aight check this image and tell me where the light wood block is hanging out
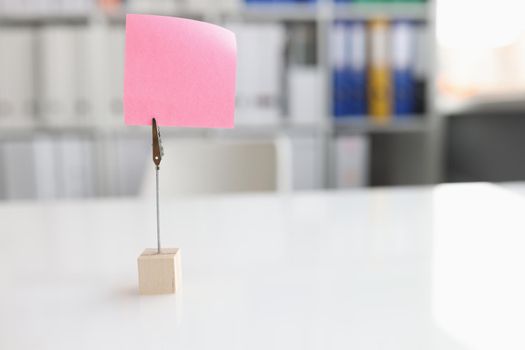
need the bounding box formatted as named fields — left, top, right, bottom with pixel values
left=137, top=248, right=182, bottom=295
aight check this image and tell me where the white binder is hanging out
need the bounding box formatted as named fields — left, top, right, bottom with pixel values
left=291, top=136, right=324, bottom=190
left=56, top=136, right=95, bottom=198
left=3, top=140, right=37, bottom=199
left=40, top=26, right=77, bottom=126
left=226, top=23, right=285, bottom=125
left=334, top=135, right=369, bottom=188
left=0, top=28, right=36, bottom=127
left=33, top=136, right=58, bottom=199
left=288, top=66, right=324, bottom=125
left=108, top=26, right=126, bottom=125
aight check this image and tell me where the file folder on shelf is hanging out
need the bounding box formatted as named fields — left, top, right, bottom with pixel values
left=2, top=140, right=36, bottom=200
left=0, top=28, right=36, bottom=128
left=40, top=26, right=77, bottom=126
left=391, top=20, right=416, bottom=116
left=345, top=21, right=367, bottom=116
left=56, top=137, right=95, bottom=198
left=227, top=22, right=285, bottom=125
left=288, top=66, right=324, bottom=125
left=332, top=21, right=368, bottom=118
left=108, top=27, right=126, bottom=124
left=414, top=24, right=428, bottom=114
left=33, top=136, right=58, bottom=199
left=368, top=19, right=391, bottom=122
left=332, top=21, right=346, bottom=117
left=334, top=135, right=369, bottom=188
left=74, top=27, right=93, bottom=124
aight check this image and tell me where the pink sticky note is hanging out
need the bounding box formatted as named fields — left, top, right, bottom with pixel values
left=124, top=14, right=236, bottom=128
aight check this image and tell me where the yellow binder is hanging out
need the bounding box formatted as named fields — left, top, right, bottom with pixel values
left=368, top=19, right=391, bottom=122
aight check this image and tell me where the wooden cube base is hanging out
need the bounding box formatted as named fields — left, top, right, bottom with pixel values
left=138, top=248, right=181, bottom=295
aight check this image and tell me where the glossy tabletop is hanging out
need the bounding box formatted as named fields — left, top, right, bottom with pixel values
left=1, top=183, right=525, bottom=349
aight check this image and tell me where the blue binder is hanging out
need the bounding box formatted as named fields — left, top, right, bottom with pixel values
left=333, top=21, right=367, bottom=118
left=332, top=21, right=346, bottom=117
left=393, top=69, right=415, bottom=115
left=343, top=21, right=367, bottom=117
left=333, top=68, right=345, bottom=117
left=391, top=21, right=416, bottom=116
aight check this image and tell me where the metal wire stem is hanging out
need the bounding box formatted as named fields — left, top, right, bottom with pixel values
left=156, top=166, right=161, bottom=254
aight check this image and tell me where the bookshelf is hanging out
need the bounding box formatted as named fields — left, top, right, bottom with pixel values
left=0, top=0, right=437, bottom=199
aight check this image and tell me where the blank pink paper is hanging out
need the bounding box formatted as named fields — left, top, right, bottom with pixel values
left=124, top=14, right=236, bottom=128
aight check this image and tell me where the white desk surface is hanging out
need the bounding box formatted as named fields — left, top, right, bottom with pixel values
left=1, top=183, right=525, bottom=350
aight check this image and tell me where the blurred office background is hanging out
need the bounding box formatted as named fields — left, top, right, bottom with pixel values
left=0, top=0, right=524, bottom=200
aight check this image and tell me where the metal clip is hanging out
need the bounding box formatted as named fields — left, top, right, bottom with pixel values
left=152, top=118, right=163, bottom=169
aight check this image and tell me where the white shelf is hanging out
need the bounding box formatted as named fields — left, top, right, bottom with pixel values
left=0, top=11, right=202, bottom=26
left=0, top=120, right=328, bottom=139
left=0, top=117, right=428, bottom=137
left=0, top=3, right=429, bottom=25
left=0, top=14, right=90, bottom=25
left=240, top=3, right=319, bottom=21
left=333, top=117, right=428, bottom=134
left=0, top=5, right=319, bottom=26
left=333, top=3, right=428, bottom=21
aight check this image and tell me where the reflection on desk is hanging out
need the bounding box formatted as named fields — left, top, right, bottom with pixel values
left=0, top=183, right=524, bottom=350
